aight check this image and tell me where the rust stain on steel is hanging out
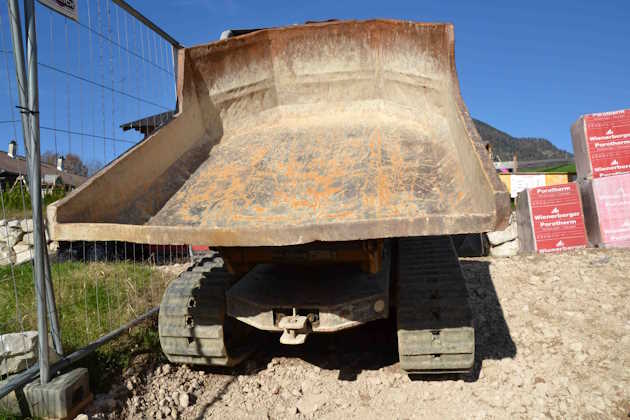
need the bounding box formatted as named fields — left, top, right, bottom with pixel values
left=48, top=20, right=510, bottom=246
left=150, top=119, right=464, bottom=229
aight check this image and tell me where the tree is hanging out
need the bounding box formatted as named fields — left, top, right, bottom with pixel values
left=86, top=160, right=103, bottom=176
left=65, top=154, right=88, bottom=177
left=41, top=151, right=89, bottom=177
left=41, top=150, right=57, bottom=167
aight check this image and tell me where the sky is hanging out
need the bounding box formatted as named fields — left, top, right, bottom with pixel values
left=1, top=0, right=630, bottom=167
left=135, top=0, right=630, bottom=153
left=0, top=0, right=177, bottom=168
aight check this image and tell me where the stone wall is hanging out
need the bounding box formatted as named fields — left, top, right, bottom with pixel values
left=0, top=219, right=57, bottom=266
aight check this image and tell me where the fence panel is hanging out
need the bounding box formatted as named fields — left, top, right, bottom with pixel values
left=0, top=2, right=38, bottom=386
left=1, top=1, right=186, bottom=397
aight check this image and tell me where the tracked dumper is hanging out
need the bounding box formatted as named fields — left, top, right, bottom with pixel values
left=47, top=20, right=509, bottom=373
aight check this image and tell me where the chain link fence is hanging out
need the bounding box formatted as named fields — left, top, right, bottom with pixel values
left=1, top=0, right=189, bottom=405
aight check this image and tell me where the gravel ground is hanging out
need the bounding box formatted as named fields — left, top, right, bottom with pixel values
left=88, top=248, right=630, bottom=419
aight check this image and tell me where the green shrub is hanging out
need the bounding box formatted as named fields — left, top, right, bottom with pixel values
left=0, top=187, right=66, bottom=216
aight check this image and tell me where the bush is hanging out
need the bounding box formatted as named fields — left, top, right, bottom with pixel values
left=0, top=187, right=66, bottom=215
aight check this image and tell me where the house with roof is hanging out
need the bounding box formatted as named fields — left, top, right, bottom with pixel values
left=0, top=140, right=86, bottom=192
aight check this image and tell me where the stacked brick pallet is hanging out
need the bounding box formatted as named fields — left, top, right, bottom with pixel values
left=516, top=183, right=588, bottom=253
left=572, top=109, right=630, bottom=248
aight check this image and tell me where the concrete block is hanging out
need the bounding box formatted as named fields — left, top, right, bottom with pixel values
left=22, top=232, right=33, bottom=245
left=48, top=241, right=60, bottom=254
left=487, top=221, right=518, bottom=246
left=0, top=331, right=38, bottom=358
left=24, top=368, right=92, bottom=420
left=22, top=229, right=50, bottom=245
left=0, top=228, right=24, bottom=248
left=490, top=238, right=519, bottom=257
left=20, top=219, right=34, bottom=233
left=1, top=332, right=38, bottom=376
left=13, top=242, right=33, bottom=266
left=6, top=220, right=20, bottom=229
left=0, top=332, right=61, bottom=376
left=0, top=352, right=37, bottom=375
left=0, top=245, right=15, bottom=266
left=23, top=231, right=50, bottom=245
left=0, top=351, right=37, bottom=376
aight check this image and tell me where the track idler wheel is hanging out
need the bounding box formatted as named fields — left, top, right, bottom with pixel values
left=158, top=256, right=256, bottom=366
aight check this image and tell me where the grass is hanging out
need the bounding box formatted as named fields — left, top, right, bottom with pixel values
left=0, top=260, right=176, bottom=400
left=0, top=187, right=65, bottom=222
left=0, top=260, right=173, bottom=351
left=0, top=209, right=30, bottom=222
left=520, top=163, right=576, bottom=173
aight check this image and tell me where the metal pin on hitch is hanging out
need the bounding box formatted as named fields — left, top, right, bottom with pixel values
left=279, top=308, right=310, bottom=345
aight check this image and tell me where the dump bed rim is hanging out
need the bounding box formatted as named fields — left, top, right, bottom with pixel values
left=47, top=211, right=496, bottom=246
left=186, top=19, right=456, bottom=50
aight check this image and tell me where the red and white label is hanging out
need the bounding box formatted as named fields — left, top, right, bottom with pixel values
left=528, top=183, right=588, bottom=253
left=592, top=173, right=630, bottom=247
left=191, top=245, right=211, bottom=252
left=584, top=109, right=630, bottom=178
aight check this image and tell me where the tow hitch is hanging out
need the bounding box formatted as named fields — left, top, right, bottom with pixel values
left=277, top=309, right=318, bottom=345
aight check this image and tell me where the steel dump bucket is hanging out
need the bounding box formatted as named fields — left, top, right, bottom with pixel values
left=47, top=20, right=510, bottom=246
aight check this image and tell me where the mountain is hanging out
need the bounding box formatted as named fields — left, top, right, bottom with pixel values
left=473, top=119, right=572, bottom=162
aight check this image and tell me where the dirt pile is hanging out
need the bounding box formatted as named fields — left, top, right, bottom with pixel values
left=86, top=249, right=630, bottom=419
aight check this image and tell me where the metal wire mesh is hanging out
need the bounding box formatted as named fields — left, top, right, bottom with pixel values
left=0, top=1, right=187, bottom=392
left=0, top=4, right=34, bottom=383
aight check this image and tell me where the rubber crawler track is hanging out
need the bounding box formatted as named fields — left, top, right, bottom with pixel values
left=158, top=256, right=256, bottom=366
left=396, top=236, right=475, bottom=373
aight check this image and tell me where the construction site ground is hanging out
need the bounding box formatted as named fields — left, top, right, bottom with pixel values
left=88, top=248, right=630, bottom=419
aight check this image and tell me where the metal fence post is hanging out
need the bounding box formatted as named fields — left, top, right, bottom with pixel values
left=44, top=244, right=63, bottom=355
left=24, top=0, right=50, bottom=384
left=7, top=0, right=50, bottom=385
left=24, top=0, right=49, bottom=384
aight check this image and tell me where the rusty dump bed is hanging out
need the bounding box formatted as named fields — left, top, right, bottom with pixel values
left=47, top=20, right=510, bottom=246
